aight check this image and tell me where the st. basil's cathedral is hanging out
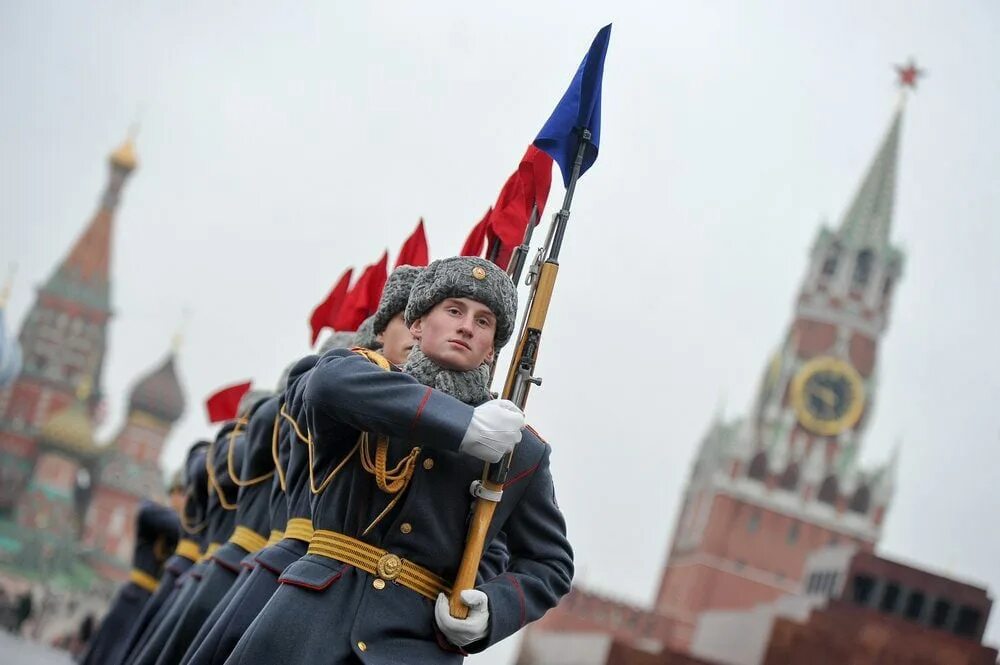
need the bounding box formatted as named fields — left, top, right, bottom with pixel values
left=0, top=137, right=186, bottom=588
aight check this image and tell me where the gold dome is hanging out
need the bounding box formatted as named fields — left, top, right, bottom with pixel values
left=40, top=400, right=98, bottom=454
left=109, top=138, right=138, bottom=171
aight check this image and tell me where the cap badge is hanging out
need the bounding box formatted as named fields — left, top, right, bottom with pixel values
left=471, top=266, right=487, bottom=281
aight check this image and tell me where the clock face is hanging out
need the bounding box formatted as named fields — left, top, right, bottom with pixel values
left=791, top=357, right=865, bottom=436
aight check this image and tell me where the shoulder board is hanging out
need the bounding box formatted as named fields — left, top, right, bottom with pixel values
left=350, top=347, right=392, bottom=371
left=525, top=424, right=547, bottom=444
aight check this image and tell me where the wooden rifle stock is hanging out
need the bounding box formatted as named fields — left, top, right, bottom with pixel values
left=449, top=129, right=589, bottom=619
left=449, top=262, right=559, bottom=618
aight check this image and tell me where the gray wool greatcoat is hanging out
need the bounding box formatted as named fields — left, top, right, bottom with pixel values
left=129, top=421, right=241, bottom=665
left=225, top=348, right=573, bottom=665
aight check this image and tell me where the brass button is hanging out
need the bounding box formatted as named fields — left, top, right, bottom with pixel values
left=357, top=641, right=367, bottom=652
left=372, top=578, right=386, bottom=590
left=423, top=458, right=434, bottom=470
left=400, top=523, right=412, bottom=534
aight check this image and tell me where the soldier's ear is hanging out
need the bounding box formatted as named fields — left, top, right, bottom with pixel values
left=485, top=347, right=495, bottom=364
left=375, top=331, right=385, bottom=345
left=409, top=318, right=423, bottom=340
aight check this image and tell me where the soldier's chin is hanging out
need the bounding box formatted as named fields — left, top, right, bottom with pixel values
left=425, top=346, right=477, bottom=372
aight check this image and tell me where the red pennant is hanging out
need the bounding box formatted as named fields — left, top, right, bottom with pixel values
left=334, top=251, right=389, bottom=331
left=205, top=381, right=252, bottom=424
left=460, top=208, right=492, bottom=258
left=396, top=219, right=430, bottom=268
left=308, top=268, right=354, bottom=346
left=485, top=146, right=554, bottom=270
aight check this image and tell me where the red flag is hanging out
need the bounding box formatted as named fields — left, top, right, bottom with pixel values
left=460, top=208, right=492, bottom=258
left=485, top=146, right=554, bottom=270
left=396, top=219, right=430, bottom=268
left=205, top=381, right=252, bottom=424
left=334, top=251, right=389, bottom=331
left=308, top=268, right=353, bottom=346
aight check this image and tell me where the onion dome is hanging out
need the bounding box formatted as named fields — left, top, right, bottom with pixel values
left=129, top=353, right=185, bottom=423
left=109, top=136, right=138, bottom=171
left=40, top=393, right=98, bottom=455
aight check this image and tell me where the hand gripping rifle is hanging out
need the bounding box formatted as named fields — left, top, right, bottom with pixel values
left=449, top=129, right=592, bottom=617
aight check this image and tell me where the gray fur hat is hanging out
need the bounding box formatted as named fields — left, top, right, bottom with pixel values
left=237, top=389, right=271, bottom=420
left=405, top=256, right=518, bottom=348
left=318, top=330, right=357, bottom=354
left=373, top=266, right=424, bottom=335
left=352, top=315, right=378, bottom=350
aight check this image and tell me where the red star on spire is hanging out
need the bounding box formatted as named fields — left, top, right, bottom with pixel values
left=895, top=59, right=924, bottom=89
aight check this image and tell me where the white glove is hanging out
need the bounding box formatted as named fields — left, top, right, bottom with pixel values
left=435, top=590, right=490, bottom=647
left=459, top=400, right=524, bottom=463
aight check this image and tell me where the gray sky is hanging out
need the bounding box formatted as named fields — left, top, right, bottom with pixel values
left=2, top=2, right=998, bottom=661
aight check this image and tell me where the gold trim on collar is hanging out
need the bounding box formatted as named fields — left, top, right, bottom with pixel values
left=266, top=530, right=284, bottom=547
left=175, top=538, right=201, bottom=562
left=129, top=569, right=159, bottom=593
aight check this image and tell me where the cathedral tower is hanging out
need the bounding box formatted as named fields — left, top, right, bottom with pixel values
left=0, top=137, right=137, bottom=514
left=84, top=346, right=185, bottom=581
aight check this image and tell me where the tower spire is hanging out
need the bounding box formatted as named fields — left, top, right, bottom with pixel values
left=42, top=132, right=138, bottom=312
left=836, top=107, right=903, bottom=251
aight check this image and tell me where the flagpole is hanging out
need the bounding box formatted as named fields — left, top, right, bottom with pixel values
left=449, top=128, right=593, bottom=618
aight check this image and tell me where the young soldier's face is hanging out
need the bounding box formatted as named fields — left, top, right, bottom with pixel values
left=410, top=297, right=496, bottom=371
left=377, top=312, right=416, bottom=365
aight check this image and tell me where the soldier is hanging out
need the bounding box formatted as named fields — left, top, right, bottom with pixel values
left=119, top=442, right=211, bottom=665
left=227, top=256, right=573, bottom=664
left=182, top=266, right=423, bottom=665
left=79, top=500, right=179, bottom=665
left=128, top=411, right=247, bottom=665
left=152, top=391, right=272, bottom=665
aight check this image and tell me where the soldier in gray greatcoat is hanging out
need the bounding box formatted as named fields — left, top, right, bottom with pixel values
left=152, top=391, right=271, bottom=665
left=182, top=266, right=424, bottom=665
left=79, top=500, right=179, bottom=665
left=128, top=416, right=244, bottom=665
left=226, top=256, right=573, bottom=664
left=119, top=442, right=210, bottom=665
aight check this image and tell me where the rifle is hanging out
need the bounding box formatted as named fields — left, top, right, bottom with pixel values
left=449, top=129, right=592, bottom=617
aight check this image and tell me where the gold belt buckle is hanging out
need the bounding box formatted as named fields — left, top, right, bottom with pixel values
left=376, top=553, right=403, bottom=581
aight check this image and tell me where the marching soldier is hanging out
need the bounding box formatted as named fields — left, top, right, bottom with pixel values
left=79, top=500, right=179, bottom=665
left=227, top=256, right=573, bottom=664
left=152, top=391, right=271, bottom=665
left=119, top=442, right=211, bottom=665
left=183, top=266, right=423, bottom=665
left=129, top=413, right=245, bottom=665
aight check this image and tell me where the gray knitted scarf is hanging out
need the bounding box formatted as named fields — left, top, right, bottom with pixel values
left=403, top=346, right=492, bottom=405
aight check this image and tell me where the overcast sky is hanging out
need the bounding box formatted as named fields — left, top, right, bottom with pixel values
left=2, top=2, right=998, bottom=661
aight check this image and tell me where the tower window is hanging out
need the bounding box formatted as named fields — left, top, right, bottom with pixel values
left=822, top=255, right=838, bottom=276
left=779, top=464, right=799, bottom=491
left=904, top=591, right=925, bottom=620
left=786, top=521, right=800, bottom=544
left=818, top=476, right=839, bottom=505
left=954, top=606, right=982, bottom=638
left=879, top=582, right=901, bottom=613
left=849, top=486, right=871, bottom=514
left=747, top=452, right=768, bottom=481
left=851, top=574, right=875, bottom=605
left=747, top=511, right=761, bottom=533
left=931, top=599, right=952, bottom=628
left=852, top=249, right=874, bottom=287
